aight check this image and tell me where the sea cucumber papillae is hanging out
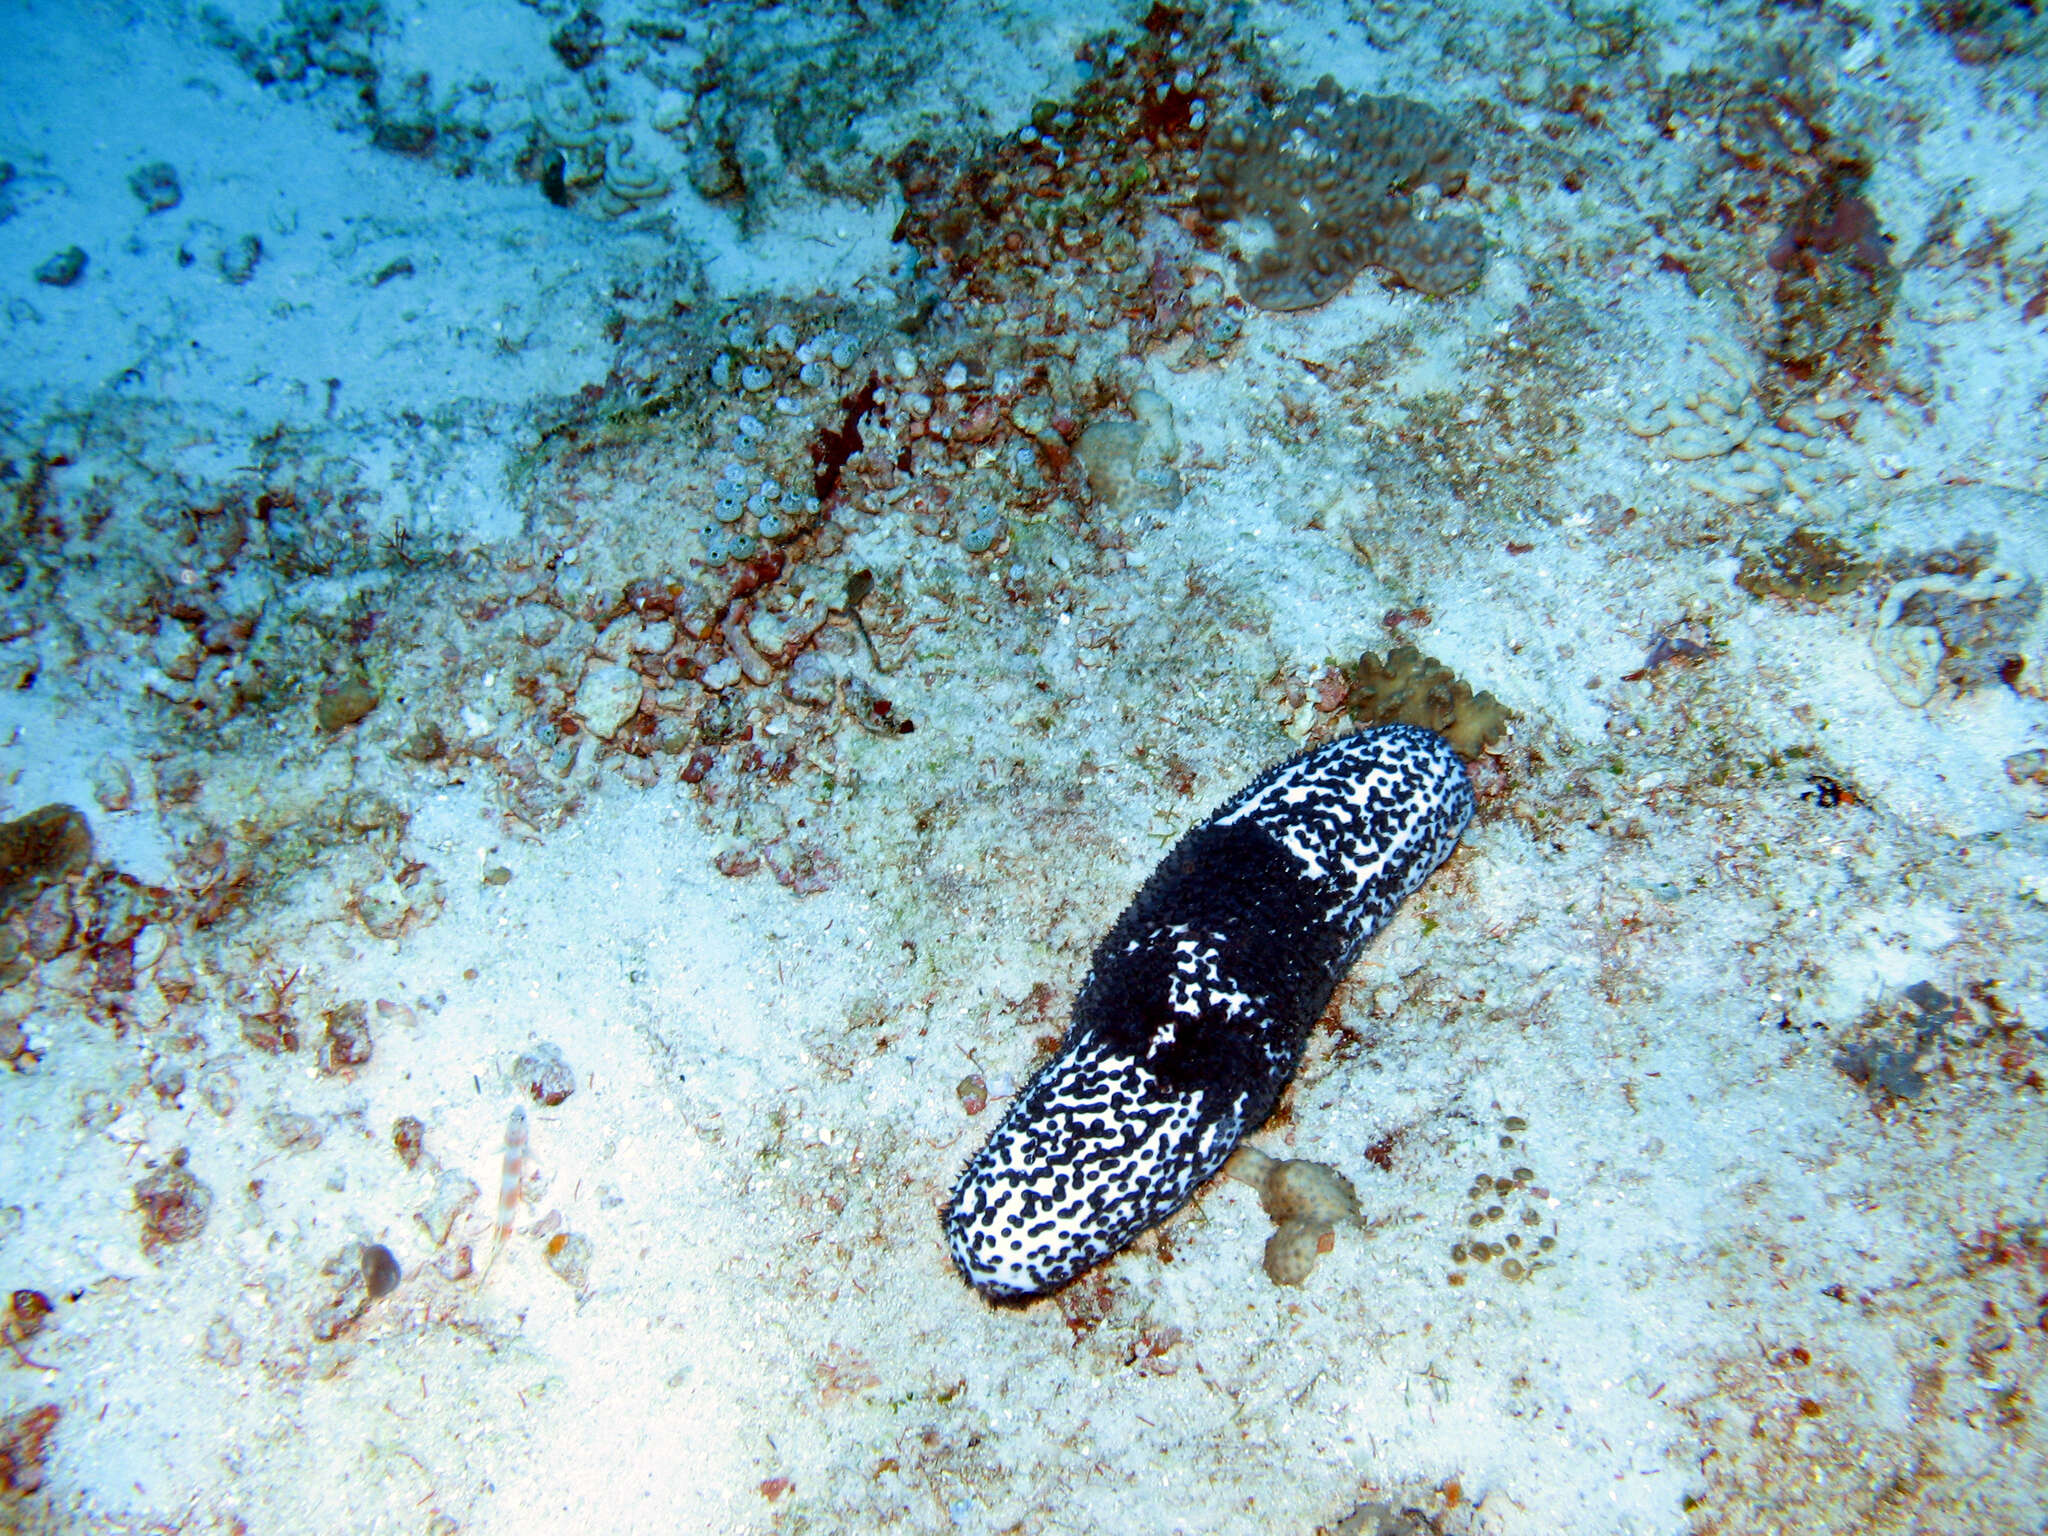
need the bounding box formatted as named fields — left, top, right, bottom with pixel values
left=945, top=723, right=1474, bottom=1299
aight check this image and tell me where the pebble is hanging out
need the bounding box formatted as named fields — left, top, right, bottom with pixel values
left=134, top=1149, right=212, bottom=1254
left=747, top=607, right=794, bottom=656
left=574, top=663, right=644, bottom=739
left=34, top=247, right=86, bottom=287
left=131, top=924, right=167, bottom=973
left=783, top=652, right=836, bottom=706
left=316, top=677, right=379, bottom=733
left=128, top=161, right=182, bottom=212
left=544, top=1231, right=594, bottom=1290
left=391, top=1116, right=426, bottom=1169
left=219, top=234, right=263, bottom=286
left=0, top=806, right=90, bottom=926
left=960, top=516, right=1007, bottom=555
left=361, top=1243, right=403, bottom=1299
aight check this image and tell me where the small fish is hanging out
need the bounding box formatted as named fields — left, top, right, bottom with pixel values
left=479, top=1106, right=529, bottom=1284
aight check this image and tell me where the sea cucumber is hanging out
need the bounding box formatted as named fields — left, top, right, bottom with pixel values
left=944, top=723, right=1474, bottom=1300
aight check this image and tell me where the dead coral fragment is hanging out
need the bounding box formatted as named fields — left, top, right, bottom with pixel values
left=0, top=805, right=91, bottom=919
left=415, top=1169, right=479, bottom=1247
left=133, top=1148, right=212, bottom=1255
left=1197, top=75, right=1484, bottom=310
left=1736, top=526, right=1874, bottom=603
left=392, top=1114, right=426, bottom=1169
left=1344, top=645, right=1509, bottom=759
left=319, top=1002, right=374, bottom=1074
left=1923, top=0, right=2048, bottom=65
left=0, top=1403, right=59, bottom=1496
left=543, top=1230, right=594, bottom=1293
left=1225, top=1145, right=1361, bottom=1287
left=515, top=1041, right=575, bottom=1105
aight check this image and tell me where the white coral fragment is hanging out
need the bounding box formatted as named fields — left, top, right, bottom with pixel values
left=599, top=132, right=672, bottom=215
left=1620, top=335, right=1839, bottom=508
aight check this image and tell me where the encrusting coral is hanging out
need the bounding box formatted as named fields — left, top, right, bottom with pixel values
left=1344, top=645, right=1509, bottom=759
left=1195, top=75, right=1485, bottom=310
left=1735, top=526, right=1873, bottom=604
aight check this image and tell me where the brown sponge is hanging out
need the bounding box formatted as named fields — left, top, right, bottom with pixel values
left=1344, top=645, right=1509, bottom=759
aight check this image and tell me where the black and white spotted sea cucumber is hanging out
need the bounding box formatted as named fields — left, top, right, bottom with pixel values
left=944, top=722, right=1475, bottom=1300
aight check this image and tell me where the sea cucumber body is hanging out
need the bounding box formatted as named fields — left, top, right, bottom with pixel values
left=944, top=723, right=1475, bottom=1299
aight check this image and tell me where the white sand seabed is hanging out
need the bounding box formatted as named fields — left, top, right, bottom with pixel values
left=0, top=1, right=2046, bottom=1533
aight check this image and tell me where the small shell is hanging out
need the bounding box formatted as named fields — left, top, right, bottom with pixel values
left=361, top=1243, right=403, bottom=1299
